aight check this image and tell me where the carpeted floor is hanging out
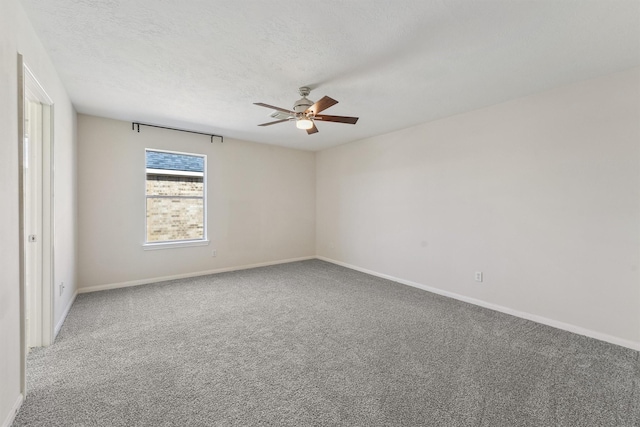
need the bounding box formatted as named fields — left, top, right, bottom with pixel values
left=14, top=260, right=639, bottom=426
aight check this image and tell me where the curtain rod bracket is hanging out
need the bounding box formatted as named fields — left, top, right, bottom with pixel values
left=132, top=122, right=223, bottom=143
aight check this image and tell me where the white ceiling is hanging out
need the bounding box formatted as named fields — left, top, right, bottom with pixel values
left=20, top=0, right=640, bottom=151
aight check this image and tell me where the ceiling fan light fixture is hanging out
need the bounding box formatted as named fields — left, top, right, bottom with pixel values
left=296, top=118, right=313, bottom=130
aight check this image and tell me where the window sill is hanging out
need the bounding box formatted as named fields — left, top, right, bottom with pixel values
left=143, top=240, right=209, bottom=250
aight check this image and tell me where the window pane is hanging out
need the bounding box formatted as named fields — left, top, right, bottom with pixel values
left=145, top=149, right=206, bottom=244
left=146, top=197, right=204, bottom=242
left=146, top=151, right=204, bottom=172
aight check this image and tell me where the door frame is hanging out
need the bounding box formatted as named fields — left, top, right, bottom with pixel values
left=18, top=54, right=55, bottom=395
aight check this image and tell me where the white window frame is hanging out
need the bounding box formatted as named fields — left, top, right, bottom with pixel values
left=143, top=148, right=209, bottom=250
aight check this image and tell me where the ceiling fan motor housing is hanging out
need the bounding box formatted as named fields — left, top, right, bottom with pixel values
left=293, top=97, right=314, bottom=114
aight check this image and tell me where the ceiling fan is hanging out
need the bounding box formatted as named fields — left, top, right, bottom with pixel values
left=254, top=87, right=359, bottom=135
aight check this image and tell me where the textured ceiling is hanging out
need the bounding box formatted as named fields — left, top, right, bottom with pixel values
left=20, top=0, right=640, bottom=151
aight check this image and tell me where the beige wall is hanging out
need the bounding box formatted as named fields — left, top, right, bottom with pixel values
left=0, top=0, right=78, bottom=424
left=77, top=115, right=316, bottom=290
left=317, top=68, right=640, bottom=347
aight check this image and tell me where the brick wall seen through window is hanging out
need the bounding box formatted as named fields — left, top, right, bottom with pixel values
left=145, top=149, right=206, bottom=243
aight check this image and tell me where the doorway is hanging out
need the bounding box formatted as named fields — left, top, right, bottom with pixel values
left=18, top=55, right=54, bottom=395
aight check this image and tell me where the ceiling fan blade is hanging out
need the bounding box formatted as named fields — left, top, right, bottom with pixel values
left=307, top=96, right=338, bottom=114
left=315, top=114, right=359, bottom=124
left=254, top=103, right=295, bottom=114
left=258, top=119, right=290, bottom=126
left=306, top=122, right=319, bottom=135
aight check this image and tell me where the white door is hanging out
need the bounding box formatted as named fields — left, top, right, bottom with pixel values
left=20, top=60, right=55, bottom=396
left=24, top=97, right=44, bottom=350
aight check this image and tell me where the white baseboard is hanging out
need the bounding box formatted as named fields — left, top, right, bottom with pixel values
left=78, top=256, right=316, bottom=294
left=317, top=256, right=640, bottom=351
left=1, top=393, right=23, bottom=427
left=54, top=290, right=78, bottom=338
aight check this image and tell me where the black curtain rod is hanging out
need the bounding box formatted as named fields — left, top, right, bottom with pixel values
left=132, top=122, right=223, bottom=143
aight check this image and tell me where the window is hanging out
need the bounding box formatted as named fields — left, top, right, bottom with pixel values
left=144, top=149, right=207, bottom=247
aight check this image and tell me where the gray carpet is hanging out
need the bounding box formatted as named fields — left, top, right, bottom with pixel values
left=14, top=260, right=639, bottom=426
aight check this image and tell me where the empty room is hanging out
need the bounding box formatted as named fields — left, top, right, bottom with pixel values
left=1, top=0, right=639, bottom=426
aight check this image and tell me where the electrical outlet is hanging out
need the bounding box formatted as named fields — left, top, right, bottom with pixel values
left=212, top=250, right=217, bottom=257
left=59, top=281, right=65, bottom=296
left=475, top=272, right=483, bottom=283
